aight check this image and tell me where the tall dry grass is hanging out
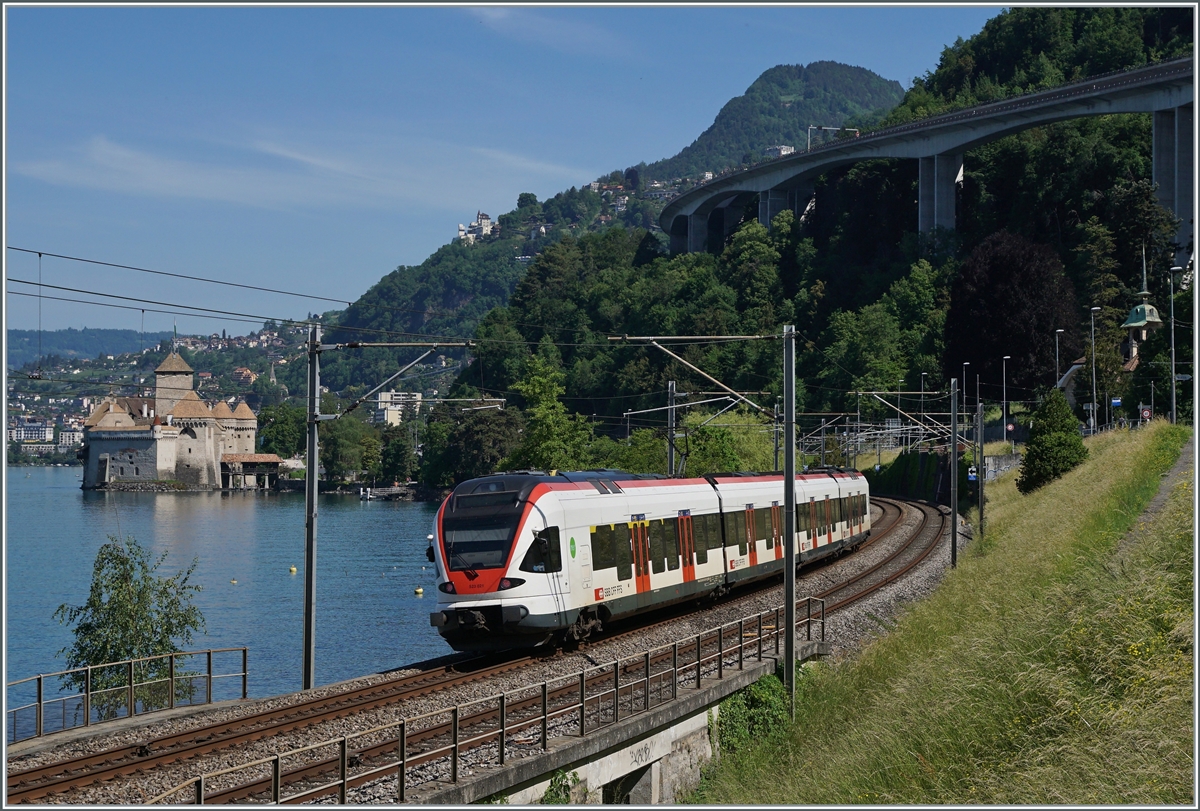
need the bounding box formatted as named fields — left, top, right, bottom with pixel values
left=691, top=422, right=1191, bottom=805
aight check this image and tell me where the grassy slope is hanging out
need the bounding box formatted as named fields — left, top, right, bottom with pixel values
left=691, top=421, right=1192, bottom=804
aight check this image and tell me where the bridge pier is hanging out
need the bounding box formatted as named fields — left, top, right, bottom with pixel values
left=918, top=152, right=963, bottom=234
left=758, top=189, right=790, bottom=228
left=1154, top=103, right=1194, bottom=260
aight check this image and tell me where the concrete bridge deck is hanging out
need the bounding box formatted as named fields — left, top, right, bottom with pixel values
left=662, top=56, right=1193, bottom=255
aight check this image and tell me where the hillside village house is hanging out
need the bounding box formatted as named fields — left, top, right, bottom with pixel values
left=79, top=352, right=280, bottom=489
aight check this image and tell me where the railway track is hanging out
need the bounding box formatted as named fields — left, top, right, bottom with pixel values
left=5, top=655, right=534, bottom=804
left=8, top=498, right=942, bottom=805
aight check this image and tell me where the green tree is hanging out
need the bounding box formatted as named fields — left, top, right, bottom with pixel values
left=54, top=536, right=205, bottom=719
left=258, top=403, right=306, bottom=458
left=1016, top=388, right=1089, bottom=493
left=319, top=412, right=376, bottom=482
left=503, top=342, right=594, bottom=471
left=380, top=424, right=417, bottom=484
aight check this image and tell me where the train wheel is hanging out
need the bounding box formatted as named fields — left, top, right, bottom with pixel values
left=566, top=608, right=602, bottom=646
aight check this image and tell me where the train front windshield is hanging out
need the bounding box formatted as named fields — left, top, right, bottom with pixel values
left=442, top=516, right=519, bottom=570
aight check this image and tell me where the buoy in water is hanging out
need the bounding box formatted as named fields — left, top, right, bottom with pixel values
left=414, top=586, right=424, bottom=595
left=231, top=579, right=238, bottom=585
left=289, top=566, right=297, bottom=574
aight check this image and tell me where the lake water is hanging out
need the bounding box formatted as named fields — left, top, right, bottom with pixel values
left=5, top=465, right=448, bottom=699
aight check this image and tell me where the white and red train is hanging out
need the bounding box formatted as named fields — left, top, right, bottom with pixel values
left=428, top=468, right=871, bottom=651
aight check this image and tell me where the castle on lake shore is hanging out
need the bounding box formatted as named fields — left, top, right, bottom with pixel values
left=79, top=352, right=281, bottom=490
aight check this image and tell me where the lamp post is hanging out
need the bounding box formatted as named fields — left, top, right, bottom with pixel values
left=1002, top=355, right=1011, bottom=452
left=1090, top=306, right=1101, bottom=435
left=1055, top=329, right=1064, bottom=387
left=1169, top=266, right=1182, bottom=424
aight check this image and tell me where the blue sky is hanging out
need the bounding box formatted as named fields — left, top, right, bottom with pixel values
left=4, top=4, right=1002, bottom=335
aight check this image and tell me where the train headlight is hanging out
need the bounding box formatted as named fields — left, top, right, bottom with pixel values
left=437, top=581, right=456, bottom=594
left=497, top=577, right=525, bottom=591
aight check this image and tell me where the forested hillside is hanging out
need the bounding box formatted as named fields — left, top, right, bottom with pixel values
left=295, top=61, right=903, bottom=395
left=641, top=61, right=904, bottom=181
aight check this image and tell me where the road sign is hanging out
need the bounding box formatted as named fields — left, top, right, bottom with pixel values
left=1141, top=407, right=1152, bottom=420
left=1111, top=397, right=1122, bottom=407
left=967, top=465, right=977, bottom=482
left=1006, top=423, right=1014, bottom=431
left=1176, top=374, right=1191, bottom=382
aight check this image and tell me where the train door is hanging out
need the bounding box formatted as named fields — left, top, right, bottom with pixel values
left=629, top=517, right=651, bottom=594
left=528, top=522, right=570, bottom=623
left=677, top=511, right=696, bottom=582
left=578, top=538, right=592, bottom=592
left=823, top=496, right=833, bottom=546
left=744, top=506, right=758, bottom=567
left=771, top=503, right=783, bottom=561
left=808, top=498, right=819, bottom=549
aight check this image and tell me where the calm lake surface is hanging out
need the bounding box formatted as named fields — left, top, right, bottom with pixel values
left=5, top=465, right=448, bottom=698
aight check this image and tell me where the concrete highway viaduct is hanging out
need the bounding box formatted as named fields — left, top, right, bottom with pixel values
left=661, top=56, right=1194, bottom=260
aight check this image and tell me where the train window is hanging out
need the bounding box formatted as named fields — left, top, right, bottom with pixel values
left=694, top=513, right=720, bottom=563
left=795, top=503, right=808, bottom=536
left=754, top=508, right=772, bottom=548
left=443, top=515, right=520, bottom=571
left=591, top=525, right=616, bottom=571
left=648, top=519, right=667, bottom=574
left=519, top=526, right=562, bottom=574
left=724, top=511, right=747, bottom=556
left=615, top=525, right=633, bottom=581
left=665, top=521, right=680, bottom=570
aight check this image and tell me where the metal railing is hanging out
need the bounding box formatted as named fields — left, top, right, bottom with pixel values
left=150, top=600, right=824, bottom=804
left=7, top=648, right=248, bottom=745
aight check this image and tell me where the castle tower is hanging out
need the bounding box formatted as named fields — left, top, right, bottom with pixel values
left=232, top=401, right=258, bottom=454
left=212, top=399, right=236, bottom=456
left=154, top=352, right=194, bottom=417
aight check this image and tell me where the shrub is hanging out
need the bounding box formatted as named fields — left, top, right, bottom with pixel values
left=1017, top=388, right=1088, bottom=493
left=717, top=673, right=789, bottom=755
left=540, top=770, right=580, bottom=804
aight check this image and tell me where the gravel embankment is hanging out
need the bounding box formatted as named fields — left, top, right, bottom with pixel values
left=15, top=500, right=964, bottom=804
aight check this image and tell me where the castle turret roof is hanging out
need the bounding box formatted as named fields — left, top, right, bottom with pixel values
left=232, top=401, right=257, bottom=420
left=156, top=352, right=194, bottom=374
left=211, top=400, right=235, bottom=419
left=170, top=390, right=213, bottom=418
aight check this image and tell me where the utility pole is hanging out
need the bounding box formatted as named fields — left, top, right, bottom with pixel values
left=667, top=381, right=676, bottom=476
left=303, top=333, right=466, bottom=691
left=977, top=401, right=984, bottom=538
left=773, top=402, right=780, bottom=470
left=303, top=325, right=321, bottom=691
left=950, top=378, right=958, bottom=569
left=1090, top=307, right=1101, bottom=436
left=820, top=418, right=826, bottom=465
left=855, top=393, right=861, bottom=470
left=1169, top=265, right=1181, bottom=424
left=783, top=325, right=797, bottom=717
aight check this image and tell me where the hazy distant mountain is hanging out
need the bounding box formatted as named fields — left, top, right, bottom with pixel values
left=642, top=61, right=905, bottom=181
left=7, top=328, right=174, bottom=369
